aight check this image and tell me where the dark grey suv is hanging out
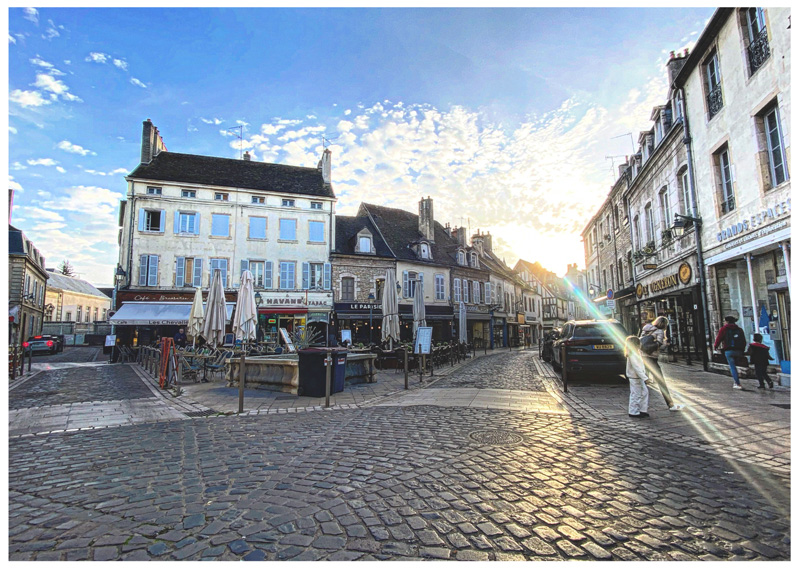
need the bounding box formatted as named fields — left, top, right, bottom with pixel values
left=550, top=320, right=628, bottom=380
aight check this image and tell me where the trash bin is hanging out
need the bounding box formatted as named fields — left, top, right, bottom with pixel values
left=298, top=348, right=347, bottom=397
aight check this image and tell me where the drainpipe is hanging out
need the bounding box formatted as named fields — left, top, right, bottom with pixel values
left=678, top=89, right=711, bottom=370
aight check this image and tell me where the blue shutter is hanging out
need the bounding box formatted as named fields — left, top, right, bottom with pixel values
left=193, top=213, right=200, bottom=234
left=403, top=271, right=409, bottom=298
left=193, top=258, right=203, bottom=287
left=174, top=211, right=180, bottom=234
left=139, top=255, right=147, bottom=286
left=264, top=261, right=273, bottom=289
left=240, top=259, right=249, bottom=287
left=323, top=263, right=331, bottom=290
left=176, top=257, right=185, bottom=287
left=138, top=208, right=145, bottom=231
left=148, top=255, right=158, bottom=286
left=302, top=262, right=310, bottom=290
left=159, top=210, right=165, bottom=231
left=454, top=279, right=460, bottom=303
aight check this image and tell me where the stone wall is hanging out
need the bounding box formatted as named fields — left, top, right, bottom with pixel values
left=330, top=255, right=395, bottom=303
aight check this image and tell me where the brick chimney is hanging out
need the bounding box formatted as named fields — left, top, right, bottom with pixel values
left=455, top=226, right=468, bottom=247
left=317, top=148, right=332, bottom=184
left=471, top=231, right=484, bottom=254
left=243, top=151, right=251, bottom=161
left=666, top=49, right=688, bottom=85
left=140, top=119, right=166, bottom=164
left=418, top=196, right=434, bottom=242
left=484, top=230, right=493, bottom=252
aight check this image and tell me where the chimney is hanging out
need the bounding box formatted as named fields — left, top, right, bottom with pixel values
left=243, top=151, right=251, bottom=161
left=140, top=119, right=166, bottom=164
left=471, top=231, right=484, bottom=255
left=418, top=196, right=434, bottom=242
left=666, top=50, right=688, bottom=85
left=318, top=148, right=332, bottom=184
left=456, top=226, right=467, bottom=247
left=484, top=230, right=493, bottom=252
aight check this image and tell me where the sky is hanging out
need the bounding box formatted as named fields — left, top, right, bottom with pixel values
left=6, top=6, right=714, bottom=286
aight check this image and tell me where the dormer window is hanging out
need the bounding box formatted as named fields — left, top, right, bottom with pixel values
left=470, top=252, right=478, bottom=268
left=457, top=250, right=466, bottom=265
left=419, top=243, right=431, bottom=259
left=358, top=236, right=372, bottom=253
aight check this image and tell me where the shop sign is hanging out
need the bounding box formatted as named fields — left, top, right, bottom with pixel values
left=716, top=198, right=791, bottom=243
left=466, top=304, right=489, bottom=313
left=343, top=303, right=380, bottom=311
left=721, top=219, right=789, bottom=251
left=517, top=313, right=525, bottom=324
left=118, top=290, right=237, bottom=303
left=636, top=262, right=692, bottom=299
left=258, top=292, right=331, bottom=308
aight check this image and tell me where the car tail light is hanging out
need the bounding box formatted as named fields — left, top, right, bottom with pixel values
left=562, top=339, right=592, bottom=347
left=34, top=335, right=42, bottom=339
left=46, top=341, right=54, bottom=347
left=22, top=342, right=29, bottom=348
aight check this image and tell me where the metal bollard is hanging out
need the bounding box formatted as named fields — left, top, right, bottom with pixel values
left=238, top=352, right=246, bottom=413
left=404, top=350, right=409, bottom=390
left=325, top=352, right=332, bottom=408
left=561, top=344, right=568, bottom=393
left=27, top=347, right=32, bottom=373
left=11, top=347, right=17, bottom=381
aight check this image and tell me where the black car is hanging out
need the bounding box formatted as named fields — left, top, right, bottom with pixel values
left=550, top=320, right=628, bottom=380
left=23, top=335, right=63, bottom=355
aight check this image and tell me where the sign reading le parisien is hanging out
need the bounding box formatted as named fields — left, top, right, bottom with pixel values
left=636, top=262, right=692, bottom=299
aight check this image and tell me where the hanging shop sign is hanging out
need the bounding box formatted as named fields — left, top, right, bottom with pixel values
left=636, top=262, right=693, bottom=299
left=716, top=198, right=791, bottom=243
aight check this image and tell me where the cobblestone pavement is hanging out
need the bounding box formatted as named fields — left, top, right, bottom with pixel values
left=428, top=351, right=548, bottom=391
left=7, top=349, right=791, bottom=560
left=30, top=346, right=103, bottom=365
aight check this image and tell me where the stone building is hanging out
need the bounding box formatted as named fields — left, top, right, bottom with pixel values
left=8, top=224, right=48, bottom=345
left=43, top=270, right=112, bottom=328
left=445, top=225, right=492, bottom=348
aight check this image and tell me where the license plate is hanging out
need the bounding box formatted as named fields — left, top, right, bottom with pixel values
left=593, top=344, right=615, bottom=350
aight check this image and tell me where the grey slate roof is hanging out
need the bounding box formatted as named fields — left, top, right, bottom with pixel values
left=128, top=152, right=335, bottom=198
left=45, top=271, right=108, bottom=298
left=334, top=216, right=394, bottom=258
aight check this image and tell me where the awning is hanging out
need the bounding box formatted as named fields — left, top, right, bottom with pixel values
left=110, top=302, right=234, bottom=326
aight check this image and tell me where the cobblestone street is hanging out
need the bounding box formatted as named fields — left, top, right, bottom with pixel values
left=8, top=350, right=791, bottom=560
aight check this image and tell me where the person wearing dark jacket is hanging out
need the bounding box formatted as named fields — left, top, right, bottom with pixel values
left=745, top=333, right=774, bottom=389
left=173, top=327, right=187, bottom=348
left=713, top=315, right=746, bottom=389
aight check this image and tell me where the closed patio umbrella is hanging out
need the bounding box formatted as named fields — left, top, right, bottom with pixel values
left=202, top=268, right=227, bottom=349
left=381, top=269, right=401, bottom=349
left=232, top=270, right=257, bottom=345
left=188, top=286, right=205, bottom=348
left=459, top=301, right=467, bottom=343
left=412, top=280, right=426, bottom=337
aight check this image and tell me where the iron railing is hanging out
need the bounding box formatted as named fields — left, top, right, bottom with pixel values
left=747, top=27, right=770, bottom=75
left=707, top=83, right=723, bottom=118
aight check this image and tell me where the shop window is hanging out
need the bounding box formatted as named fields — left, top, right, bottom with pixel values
left=714, top=145, right=736, bottom=215
left=341, top=277, right=355, bottom=301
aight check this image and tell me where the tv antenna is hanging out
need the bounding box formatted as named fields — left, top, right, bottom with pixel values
left=605, top=154, right=629, bottom=181
left=322, top=135, right=339, bottom=148
left=226, top=125, right=243, bottom=159
left=611, top=132, right=635, bottom=153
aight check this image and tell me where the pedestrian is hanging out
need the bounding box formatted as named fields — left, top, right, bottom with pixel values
left=713, top=315, right=747, bottom=389
left=624, top=335, right=650, bottom=418
left=640, top=316, right=681, bottom=410
left=745, top=333, right=774, bottom=389
left=173, top=327, right=187, bottom=348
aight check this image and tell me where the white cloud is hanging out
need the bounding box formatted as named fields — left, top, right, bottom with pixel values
left=27, top=158, right=59, bottom=167
left=110, top=168, right=128, bottom=175
left=57, top=140, right=96, bottom=156
left=9, top=177, right=24, bottom=192
left=56, top=166, right=66, bottom=173
left=201, top=117, right=223, bottom=125
left=23, top=8, right=39, bottom=24
left=113, top=58, right=128, bottom=70
left=9, top=34, right=16, bottom=44
left=33, top=73, right=82, bottom=102
left=344, top=109, right=351, bottom=116
left=43, top=22, right=60, bottom=40
left=11, top=162, right=25, bottom=170
left=9, top=126, right=18, bottom=134
left=86, top=52, right=109, bottom=63
left=130, top=77, right=146, bottom=88
left=9, top=89, right=51, bottom=107
left=30, top=56, right=65, bottom=75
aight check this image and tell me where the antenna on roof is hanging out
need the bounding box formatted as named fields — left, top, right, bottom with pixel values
left=611, top=132, right=635, bottom=153
left=322, top=135, right=339, bottom=149
left=226, top=126, right=243, bottom=159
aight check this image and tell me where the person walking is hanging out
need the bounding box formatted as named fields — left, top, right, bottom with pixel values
left=624, top=335, right=650, bottom=418
left=745, top=333, right=774, bottom=389
left=713, top=315, right=747, bottom=389
left=640, top=316, right=680, bottom=410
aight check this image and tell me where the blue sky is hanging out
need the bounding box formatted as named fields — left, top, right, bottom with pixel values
left=7, top=6, right=714, bottom=285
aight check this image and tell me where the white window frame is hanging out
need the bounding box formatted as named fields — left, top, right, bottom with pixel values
left=457, top=250, right=466, bottom=265
left=251, top=195, right=265, bottom=204
left=680, top=170, right=692, bottom=215
left=763, top=105, right=788, bottom=188
left=473, top=281, right=481, bottom=304
left=659, top=188, right=671, bottom=230
left=181, top=189, right=196, bottom=198
left=210, top=259, right=229, bottom=288
left=358, top=236, right=372, bottom=253
left=717, top=146, right=735, bottom=214
left=214, top=192, right=229, bottom=201
left=178, top=211, right=197, bottom=234
left=146, top=186, right=162, bottom=195
left=419, top=243, right=430, bottom=259
left=310, top=201, right=323, bottom=210
left=282, top=198, right=295, bottom=207
left=434, top=274, right=445, bottom=300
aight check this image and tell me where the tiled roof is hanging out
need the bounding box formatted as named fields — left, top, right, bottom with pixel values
left=334, top=216, right=394, bottom=258
left=45, top=271, right=108, bottom=298
left=128, top=152, right=335, bottom=198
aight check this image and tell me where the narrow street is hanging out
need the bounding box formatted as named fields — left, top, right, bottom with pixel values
left=8, top=350, right=791, bottom=560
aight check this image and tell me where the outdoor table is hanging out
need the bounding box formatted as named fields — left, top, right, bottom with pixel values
left=181, top=352, right=216, bottom=381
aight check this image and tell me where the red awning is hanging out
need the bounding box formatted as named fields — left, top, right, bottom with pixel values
left=258, top=308, right=308, bottom=314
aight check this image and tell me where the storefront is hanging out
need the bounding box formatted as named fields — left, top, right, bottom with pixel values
left=465, top=305, right=491, bottom=349
left=256, top=291, right=332, bottom=347
left=634, top=260, right=706, bottom=364
left=333, top=302, right=454, bottom=345
left=704, top=202, right=791, bottom=369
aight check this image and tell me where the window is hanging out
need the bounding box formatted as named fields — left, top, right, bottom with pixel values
left=703, top=50, right=723, bottom=118
left=458, top=250, right=466, bottom=265
left=484, top=282, right=491, bottom=304
left=214, top=192, right=229, bottom=201
left=65, top=311, right=72, bottom=321
left=303, top=262, right=328, bottom=290
left=211, top=214, right=230, bottom=237
left=139, top=209, right=164, bottom=232
left=680, top=170, right=692, bottom=214
left=633, top=215, right=641, bottom=249
left=76, top=306, right=82, bottom=322
left=358, top=236, right=372, bottom=253
left=282, top=199, right=295, bottom=207
left=375, top=279, right=385, bottom=302
left=147, top=186, right=162, bottom=195
left=762, top=104, right=788, bottom=188
left=279, top=219, right=297, bottom=241
left=715, top=146, right=735, bottom=214
left=435, top=274, right=445, bottom=300
left=419, top=243, right=430, bottom=259
left=308, top=221, right=325, bottom=243
left=246, top=261, right=266, bottom=288
left=176, top=211, right=198, bottom=234
left=310, top=201, right=323, bottom=210
left=473, top=281, right=481, bottom=304
left=279, top=262, right=295, bottom=290
left=341, top=277, right=355, bottom=301
left=251, top=195, right=265, bottom=204
left=94, top=307, right=99, bottom=321
left=463, top=279, right=470, bottom=303
left=744, top=8, right=770, bottom=75
left=84, top=307, right=90, bottom=323
left=175, top=257, right=203, bottom=287
left=181, top=189, right=196, bottom=198
left=617, top=259, right=624, bottom=287
left=102, top=309, right=107, bottom=320
left=613, top=205, right=620, bottom=230
left=470, top=252, right=478, bottom=268
left=249, top=217, right=267, bottom=240
left=210, top=259, right=229, bottom=287
left=453, top=278, right=461, bottom=303
left=138, top=254, right=159, bottom=286
left=659, top=188, right=671, bottom=230
left=403, top=271, right=420, bottom=298
left=644, top=204, right=655, bottom=244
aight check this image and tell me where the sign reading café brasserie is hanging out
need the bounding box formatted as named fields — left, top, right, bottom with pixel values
left=636, top=262, right=693, bottom=299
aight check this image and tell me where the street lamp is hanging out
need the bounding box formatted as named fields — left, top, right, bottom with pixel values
left=368, top=292, right=375, bottom=345
left=671, top=213, right=702, bottom=237
left=254, top=291, right=263, bottom=307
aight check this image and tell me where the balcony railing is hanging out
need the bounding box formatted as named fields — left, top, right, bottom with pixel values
left=721, top=196, right=736, bottom=215
left=747, top=27, right=771, bottom=75
left=707, top=83, right=723, bottom=118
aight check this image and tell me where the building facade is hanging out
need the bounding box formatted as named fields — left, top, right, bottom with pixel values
left=9, top=225, right=48, bottom=345
left=44, top=270, right=112, bottom=326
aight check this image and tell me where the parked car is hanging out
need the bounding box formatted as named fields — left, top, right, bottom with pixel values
left=539, top=328, right=561, bottom=362
left=550, top=320, right=628, bottom=381
left=22, top=335, right=63, bottom=355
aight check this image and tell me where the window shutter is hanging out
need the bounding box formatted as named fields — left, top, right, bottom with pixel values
left=454, top=279, right=461, bottom=303
left=193, top=258, right=203, bottom=287
left=463, top=279, right=469, bottom=303
left=403, top=271, right=409, bottom=298
left=264, top=261, right=273, bottom=289
left=300, top=262, right=309, bottom=290
left=485, top=282, right=491, bottom=304
left=323, top=263, right=331, bottom=290
left=139, top=254, right=147, bottom=286
left=159, top=210, right=165, bottom=231
left=174, top=211, right=180, bottom=234
left=240, top=259, right=249, bottom=287
left=176, top=257, right=185, bottom=287
left=138, top=208, right=145, bottom=231
left=148, top=255, right=158, bottom=286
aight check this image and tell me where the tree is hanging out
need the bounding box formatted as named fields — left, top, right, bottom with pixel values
left=57, top=260, right=76, bottom=277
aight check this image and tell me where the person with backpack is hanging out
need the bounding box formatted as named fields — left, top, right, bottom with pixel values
left=745, top=333, right=774, bottom=389
left=714, top=315, right=747, bottom=389
left=640, top=316, right=680, bottom=410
